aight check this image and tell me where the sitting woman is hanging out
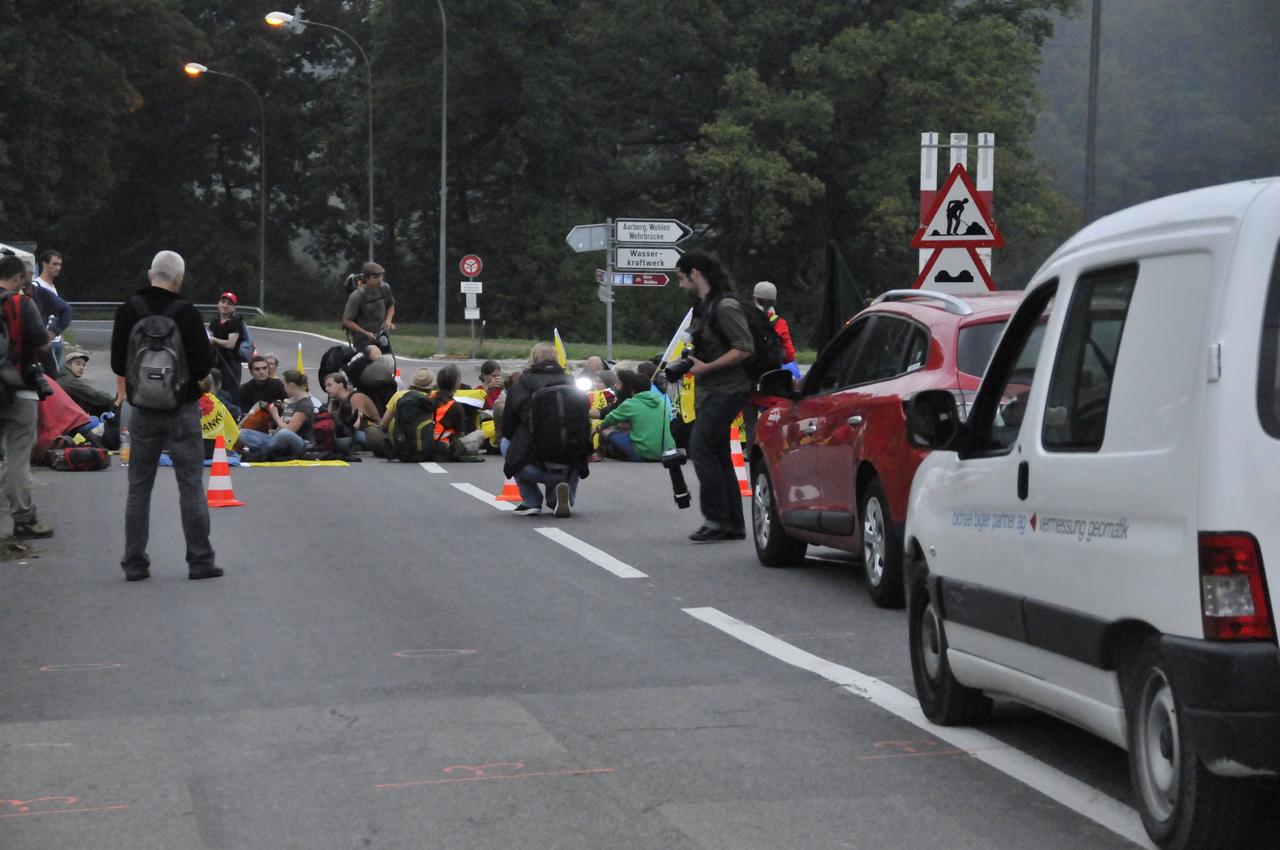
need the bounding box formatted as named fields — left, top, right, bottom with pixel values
left=596, top=369, right=674, bottom=462
left=236, top=370, right=315, bottom=461
left=323, top=371, right=380, bottom=450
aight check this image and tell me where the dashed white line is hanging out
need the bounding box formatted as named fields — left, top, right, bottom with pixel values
left=533, top=528, right=648, bottom=579
left=451, top=482, right=516, bottom=511
left=419, top=462, right=448, bottom=474
left=682, top=606, right=1155, bottom=850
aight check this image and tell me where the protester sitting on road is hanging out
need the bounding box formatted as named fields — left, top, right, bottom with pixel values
left=197, top=373, right=240, bottom=458
left=324, top=371, right=380, bottom=449
left=206, top=368, right=242, bottom=423
left=263, top=353, right=280, bottom=380
left=240, top=355, right=286, bottom=412
left=343, top=344, right=397, bottom=413
left=480, top=360, right=503, bottom=409
left=433, top=364, right=484, bottom=459
left=236, top=370, right=314, bottom=461
left=55, top=348, right=116, bottom=417
left=577, top=355, right=605, bottom=386
left=596, top=370, right=674, bottom=462
left=502, top=343, right=590, bottom=517
left=491, top=371, right=519, bottom=446
left=371, top=367, right=433, bottom=456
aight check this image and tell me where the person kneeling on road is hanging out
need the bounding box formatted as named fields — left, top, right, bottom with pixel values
left=501, top=342, right=591, bottom=518
left=236, top=370, right=314, bottom=461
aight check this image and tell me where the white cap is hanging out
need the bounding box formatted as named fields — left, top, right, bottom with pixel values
left=753, top=281, right=777, bottom=301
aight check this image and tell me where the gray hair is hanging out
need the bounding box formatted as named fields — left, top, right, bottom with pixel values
left=148, top=250, right=185, bottom=283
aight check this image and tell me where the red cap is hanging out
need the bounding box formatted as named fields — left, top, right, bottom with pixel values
left=219, top=292, right=238, bottom=304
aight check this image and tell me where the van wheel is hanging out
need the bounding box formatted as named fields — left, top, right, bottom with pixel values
left=1123, top=636, right=1261, bottom=849
left=860, top=477, right=904, bottom=608
left=752, top=466, right=807, bottom=567
left=909, top=580, right=991, bottom=725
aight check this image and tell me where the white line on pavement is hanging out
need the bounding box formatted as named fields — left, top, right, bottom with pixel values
left=682, top=606, right=1155, bottom=850
left=419, top=462, right=448, bottom=474
left=451, top=482, right=516, bottom=511
left=533, top=528, right=648, bottom=579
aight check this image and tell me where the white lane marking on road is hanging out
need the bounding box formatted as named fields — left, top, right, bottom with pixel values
left=683, top=606, right=1155, bottom=850
left=533, top=528, right=648, bottom=579
left=419, top=462, right=448, bottom=474
left=451, top=482, right=516, bottom=511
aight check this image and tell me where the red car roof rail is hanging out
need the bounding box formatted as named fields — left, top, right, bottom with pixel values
left=872, top=289, right=974, bottom=316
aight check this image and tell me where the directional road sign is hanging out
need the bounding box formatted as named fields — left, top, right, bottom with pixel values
left=460, top=280, right=483, bottom=294
left=616, top=246, right=682, bottom=271
left=566, top=224, right=609, bottom=253
left=615, top=218, right=691, bottom=245
left=597, top=270, right=668, bottom=287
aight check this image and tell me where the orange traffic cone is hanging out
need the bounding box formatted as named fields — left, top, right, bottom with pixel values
left=207, top=435, right=245, bottom=508
left=730, top=426, right=751, bottom=497
left=495, top=476, right=522, bottom=502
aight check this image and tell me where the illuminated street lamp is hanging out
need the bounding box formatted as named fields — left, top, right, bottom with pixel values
left=183, top=62, right=268, bottom=312
left=266, top=10, right=375, bottom=263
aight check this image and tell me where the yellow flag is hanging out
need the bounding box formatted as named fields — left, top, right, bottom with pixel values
left=199, top=393, right=240, bottom=448
left=553, top=328, right=568, bottom=369
left=296, top=341, right=304, bottom=372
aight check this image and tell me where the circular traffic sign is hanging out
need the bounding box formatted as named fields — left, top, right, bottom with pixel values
left=459, top=254, right=483, bottom=277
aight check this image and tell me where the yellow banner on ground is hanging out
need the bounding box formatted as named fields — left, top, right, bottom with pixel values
left=241, top=460, right=351, bottom=468
left=199, top=393, right=239, bottom=447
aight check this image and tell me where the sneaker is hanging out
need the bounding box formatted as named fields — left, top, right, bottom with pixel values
left=553, top=483, right=572, bottom=518
left=513, top=503, right=542, bottom=516
left=690, top=525, right=734, bottom=542
left=124, top=566, right=150, bottom=582
left=13, top=521, right=53, bottom=540
left=188, top=565, right=225, bottom=580
left=725, top=527, right=747, bottom=540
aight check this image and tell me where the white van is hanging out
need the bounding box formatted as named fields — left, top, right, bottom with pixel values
left=902, top=177, right=1279, bottom=850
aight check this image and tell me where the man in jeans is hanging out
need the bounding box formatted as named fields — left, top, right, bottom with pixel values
left=0, top=254, right=54, bottom=552
left=676, top=250, right=754, bottom=542
left=110, top=250, right=222, bottom=581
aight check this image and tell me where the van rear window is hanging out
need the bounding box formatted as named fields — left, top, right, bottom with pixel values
left=1259, top=242, right=1280, bottom=438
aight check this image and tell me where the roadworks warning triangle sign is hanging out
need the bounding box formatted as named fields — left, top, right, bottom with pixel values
left=912, top=247, right=995, bottom=292
left=911, top=164, right=1004, bottom=249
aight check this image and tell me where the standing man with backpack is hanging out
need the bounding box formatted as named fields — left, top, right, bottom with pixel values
left=0, top=254, right=54, bottom=549
left=110, top=251, right=222, bottom=582
left=675, top=250, right=755, bottom=542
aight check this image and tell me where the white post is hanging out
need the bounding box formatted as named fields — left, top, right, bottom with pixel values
left=976, top=132, right=996, bottom=279
left=949, top=132, right=968, bottom=171
left=919, top=132, right=938, bottom=273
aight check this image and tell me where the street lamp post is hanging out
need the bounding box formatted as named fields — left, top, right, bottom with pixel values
left=436, top=0, right=448, bottom=358
left=184, top=62, right=267, bottom=312
left=266, top=11, right=375, bottom=263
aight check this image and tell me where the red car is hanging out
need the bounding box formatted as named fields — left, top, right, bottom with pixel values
left=750, top=289, right=1022, bottom=607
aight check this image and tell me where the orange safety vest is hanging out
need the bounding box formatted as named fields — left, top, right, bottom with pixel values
left=433, top=399, right=456, bottom=441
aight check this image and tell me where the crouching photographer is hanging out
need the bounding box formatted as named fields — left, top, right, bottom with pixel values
left=673, top=250, right=754, bottom=543
left=0, top=254, right=56, bottom=542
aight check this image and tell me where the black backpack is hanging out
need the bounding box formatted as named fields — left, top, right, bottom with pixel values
left=389, top=390, right=442, bottom=463
left=125, top=296, right=190, bottom=411
left=528, top=383, right=593, bottom=466
left=708, top=295, right=784, bottom=384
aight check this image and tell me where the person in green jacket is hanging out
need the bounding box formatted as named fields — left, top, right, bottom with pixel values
left=596, top=370, right=674, bottom=461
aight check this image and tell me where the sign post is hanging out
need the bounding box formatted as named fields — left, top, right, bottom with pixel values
left=459, top=254, right=483, bottom=358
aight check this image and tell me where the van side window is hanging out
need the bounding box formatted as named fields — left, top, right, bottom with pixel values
left=1259, top=242, right=1280, bottom=438
left=966, top=283, right=1056, bottom=455
left=1042, top=264, right=1138, bottom=451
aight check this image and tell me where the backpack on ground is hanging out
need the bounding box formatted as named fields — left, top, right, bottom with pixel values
left=311, top=410, right=336, bottom=454
left=125, top=296, right=190, bottom=411
left=237, top=322, right=255, bottom=363
left=528, top=383, right=593, bottom=467
left=389, top=390, right=442, bottom=463
left=709, top=295, right=784, bottom=385
left=45, top=436, right=110, bottom=471
left=0, top=291, right=30, bottom=406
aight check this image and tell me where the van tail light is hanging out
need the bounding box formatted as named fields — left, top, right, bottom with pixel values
left=1199, top=533, right=1275, bottom=640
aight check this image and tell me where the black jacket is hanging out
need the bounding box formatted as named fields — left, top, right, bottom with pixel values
left=110, top=285, right=212, bottom=406
left=502, top=360, right=590, bottom=479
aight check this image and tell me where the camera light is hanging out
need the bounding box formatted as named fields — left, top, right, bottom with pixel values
left=575, top=377, right=593, bottom=392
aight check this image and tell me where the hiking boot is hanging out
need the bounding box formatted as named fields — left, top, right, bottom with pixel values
left=124, top=566, right=150, bottom=582
left=513, top=503, right=541, bottom=516
left=690, top=525, right=735, bottom=542
left=188, top=565, right=225, bottom=580
left=13, top=521, right=53, bottom=539
left=553, top=483, right=572, bottom=518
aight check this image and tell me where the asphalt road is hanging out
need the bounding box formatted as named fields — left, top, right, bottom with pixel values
left=2, top=326, right=1154, bottom=849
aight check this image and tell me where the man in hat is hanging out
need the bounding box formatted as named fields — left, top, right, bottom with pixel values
left=342, top=261, right=396, bottom=352
left=56, top=347, right=116, bottom=417
left=752, top=281, right=797, bottom=371
left=209, top=291, right=247, bottom=407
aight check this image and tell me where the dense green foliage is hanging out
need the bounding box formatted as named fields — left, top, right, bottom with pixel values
left=9, top=1, right=1273, bottom=350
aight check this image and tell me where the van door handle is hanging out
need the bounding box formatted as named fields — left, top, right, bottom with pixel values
left=1017, top=461, right=1029, bottom=501
left=847, top=415, right=864, bottom=427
